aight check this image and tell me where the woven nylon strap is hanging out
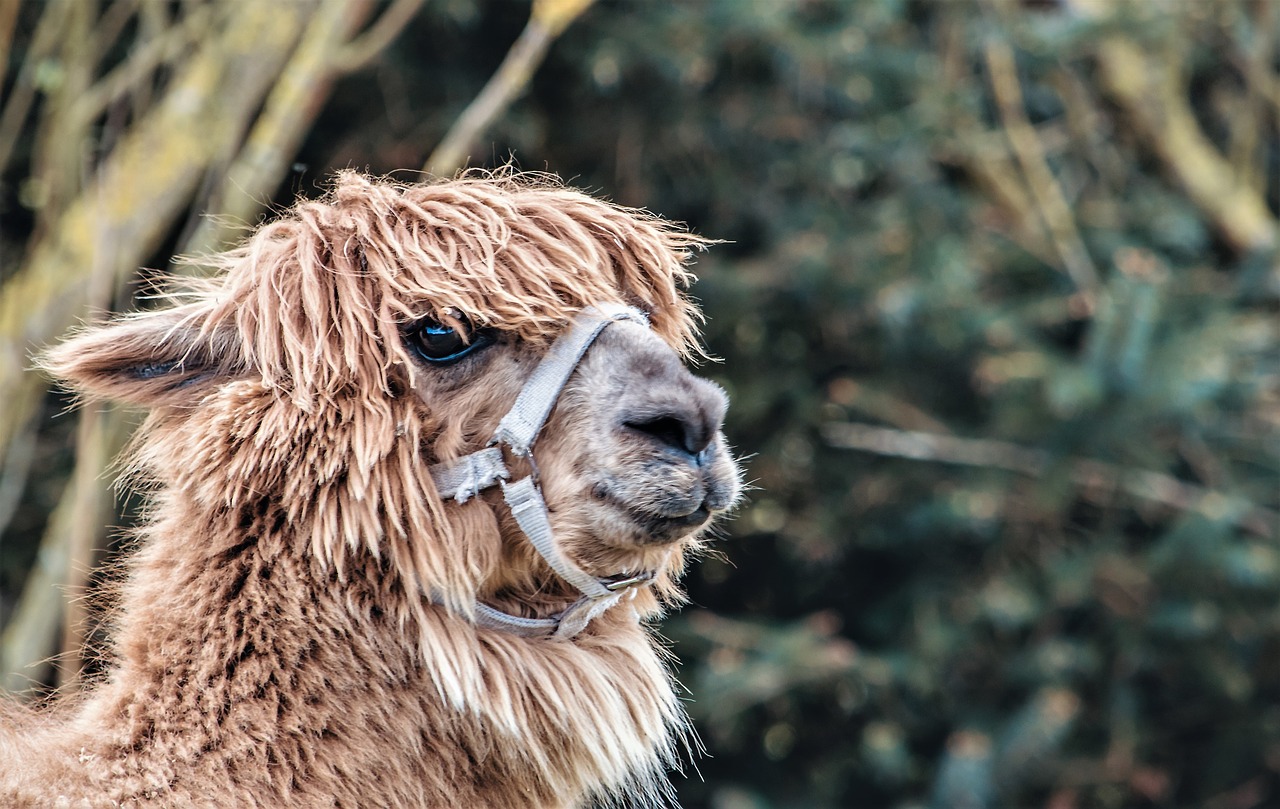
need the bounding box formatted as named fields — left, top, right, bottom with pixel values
left=429, top=446, right=508, bottom=503
left=491, top=303, right=648, bottom=456
left=473, top=594, right=625, bottom=639
left=500, top=477, right=612, bottom=598
left=426, top=304, right=652, bottom=639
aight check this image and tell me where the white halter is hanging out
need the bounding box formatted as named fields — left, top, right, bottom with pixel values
left=428, top=303, right=654, bottom=639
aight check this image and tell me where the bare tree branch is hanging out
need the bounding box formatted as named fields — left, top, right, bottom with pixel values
left=0, top=405, right=38, bottom=542
left=30, top=0, right=99, bottom=229
left=823, top=421, right=1278, bottom=537
left=0, top=508, right=68, bottom=694
left=183, top=0, right=375, bottom=255
left=424, top=0, right=597, bottom=175
left=69, top=4, right=214, bottom=129
left=331, top=0, right=425, bottom=74
left=0, top=0, right=21, bottom=93
left=0, top=0, right=69, bottom=176
left=1097, top=37, right=1278, bottom=255
left=53, top=406, right=130, bottom=694
left=984, top=37, right=1100, bottom=304
left=2, top=0, right=422, bottom=690
left=85, top=0, right=143, bottom=72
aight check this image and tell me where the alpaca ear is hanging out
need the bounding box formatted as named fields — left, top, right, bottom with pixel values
left=43, top=306, right=238, bottom=407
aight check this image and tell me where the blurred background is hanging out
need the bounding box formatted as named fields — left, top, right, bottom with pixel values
left=1, top=0, right=1278, bottom=806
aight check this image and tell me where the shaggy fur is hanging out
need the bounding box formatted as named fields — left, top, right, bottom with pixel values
left=0, top=172, right=740, bottom=808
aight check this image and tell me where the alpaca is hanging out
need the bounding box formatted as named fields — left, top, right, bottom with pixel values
left=0, top=172, right=741, bottom=808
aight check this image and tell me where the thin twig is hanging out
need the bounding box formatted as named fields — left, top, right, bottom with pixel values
left=69, top=4, right=215, bottom=130
left=0, top=0, right=21, bottom=93
left=424, top=0, right=597, bottom=175
left=827, top=378, right=952, bottom=433
left=425, top=20, right=554, bottom=175
left=331, top=0, right=424, bottom=73
left=0, top=408, right=39, bottom=543
left=934, top=134, right=1059, bottom=268
left=1096, top=37, right=1278, bottom=254
left=984, top=38, right=1100, bottom=304
left=0, top=0, right=70, bottom=176
left=823, top=421, right=1278, bottom=537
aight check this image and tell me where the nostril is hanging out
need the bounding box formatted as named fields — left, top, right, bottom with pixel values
left=624, top=414, right=709, bottom=457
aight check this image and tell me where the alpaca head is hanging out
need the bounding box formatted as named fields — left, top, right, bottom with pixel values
left=45, top=172, right=741, bottom=631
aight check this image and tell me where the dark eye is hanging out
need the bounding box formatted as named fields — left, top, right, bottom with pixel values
left=406, top=318, right=495, bottom=364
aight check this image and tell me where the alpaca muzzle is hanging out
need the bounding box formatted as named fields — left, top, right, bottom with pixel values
left=428, top=303, right=658, bottom=639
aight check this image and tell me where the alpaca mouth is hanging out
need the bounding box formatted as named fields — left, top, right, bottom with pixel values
left=626, top=502, right=712, bottom=544
left=590, top=477, right=717, bottom=544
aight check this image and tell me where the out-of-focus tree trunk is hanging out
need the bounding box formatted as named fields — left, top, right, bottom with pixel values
left=182, top=0, right=381, bottom=256
left=0, top=2, right=309, bottom=472
left=0, top=0, right=425, bottom=693
left=0, top=405, right=129, bottom=695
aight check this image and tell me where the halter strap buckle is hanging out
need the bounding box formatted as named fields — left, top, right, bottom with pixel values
left=603, top=572, right=656, bottom=592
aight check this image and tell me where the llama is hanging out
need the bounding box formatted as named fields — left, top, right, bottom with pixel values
left=0, top=172, right=741, bottom=808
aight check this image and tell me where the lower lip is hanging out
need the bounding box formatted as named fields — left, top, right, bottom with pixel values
left=632, top=505, right=711, bottom=543
left=662, top=505, right=710, bottom=528
left=593, top=487, right=712, bottom=538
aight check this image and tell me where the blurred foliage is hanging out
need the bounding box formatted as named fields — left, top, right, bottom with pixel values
left=2, top=0, right=1279, bottom=807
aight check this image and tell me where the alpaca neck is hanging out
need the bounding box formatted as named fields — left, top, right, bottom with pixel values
left=73, top=490, right=685, bottom=807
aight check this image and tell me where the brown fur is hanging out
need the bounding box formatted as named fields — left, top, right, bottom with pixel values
left=0, top=172, right=740, bottom=808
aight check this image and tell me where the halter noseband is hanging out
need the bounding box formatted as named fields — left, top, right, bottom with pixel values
left=427, top=303, right=654, bottom=639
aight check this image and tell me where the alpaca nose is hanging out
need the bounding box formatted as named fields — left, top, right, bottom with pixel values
left=623, top=379, right=726, bottom=460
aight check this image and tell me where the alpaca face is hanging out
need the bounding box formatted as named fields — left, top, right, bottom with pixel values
left=403, top=313, right=741, bottom=582
left=47, top=174, right=735, bottom=616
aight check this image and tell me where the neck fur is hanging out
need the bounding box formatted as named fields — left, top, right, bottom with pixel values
left=4, top=396, right=690, bottom=808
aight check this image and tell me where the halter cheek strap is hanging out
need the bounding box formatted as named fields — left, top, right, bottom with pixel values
left=427, top=304, right=653, bottom=639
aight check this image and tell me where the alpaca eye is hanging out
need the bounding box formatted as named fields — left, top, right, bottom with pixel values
left=407, top=318, right=494, bottom=364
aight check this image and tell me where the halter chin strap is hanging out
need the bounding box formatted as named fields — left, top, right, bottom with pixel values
left=427, top=304, right=653, bottom=639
